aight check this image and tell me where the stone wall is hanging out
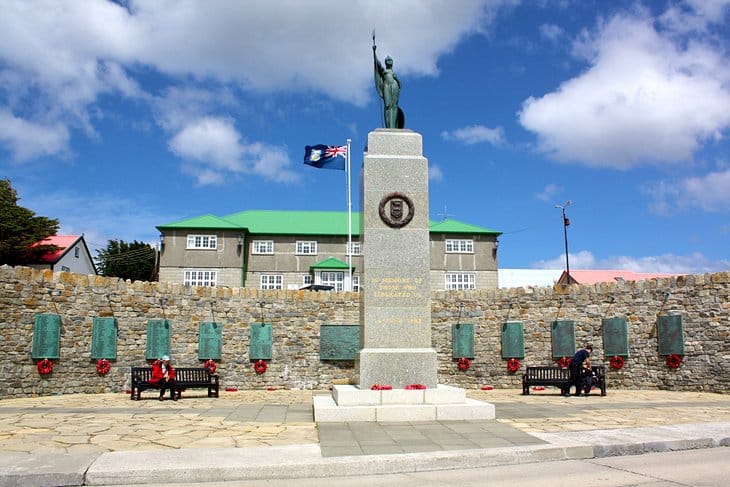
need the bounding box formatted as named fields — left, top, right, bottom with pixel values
left=1, top=265, right=728, bottom=398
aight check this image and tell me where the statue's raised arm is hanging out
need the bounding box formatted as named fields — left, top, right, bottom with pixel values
left=372, top=36, right=404, bottom=129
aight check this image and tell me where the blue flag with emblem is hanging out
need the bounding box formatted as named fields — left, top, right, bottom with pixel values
left=303, top=144, right=347, bottom=170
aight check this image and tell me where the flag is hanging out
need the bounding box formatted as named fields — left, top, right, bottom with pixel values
left=303, top=144, right=347, bottom=170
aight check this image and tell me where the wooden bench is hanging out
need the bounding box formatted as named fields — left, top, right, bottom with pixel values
left=522, top=365, right=606, bottom=396
left=130, top=366, right=220, bottom=400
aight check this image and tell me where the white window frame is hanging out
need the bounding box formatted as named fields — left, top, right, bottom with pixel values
left=347, top=241, right=361, bottom=255
left=74, top=247, right=80, bottom=258
left=321, top=271, right=344, bottom=291
left=184, top=269, right=218, bottom=287
left=61, top=265, right=71, bottom=272
left=302, top=274, right=312, bottom=286
left=260, top=274, right=283, bottom=290
left=445, top=239, right=474, bottom=253
left=352, top=275, right=360, bottom=292
left=445, top=272, right=475, bottom=290
left=295, top=240, right=317, bottom=255
left=186, top=234, right=218, bottom=250
left=252, top=240, right=274, bottom=254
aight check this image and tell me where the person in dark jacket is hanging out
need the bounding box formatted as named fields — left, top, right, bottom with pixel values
left=566, top=344, right=593, bottom=397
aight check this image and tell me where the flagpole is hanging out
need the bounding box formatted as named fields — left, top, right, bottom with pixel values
left=346, top=138, right=352, bottom=291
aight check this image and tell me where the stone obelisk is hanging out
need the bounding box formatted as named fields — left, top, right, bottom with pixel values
left=355, top=128, right=438, bottom=389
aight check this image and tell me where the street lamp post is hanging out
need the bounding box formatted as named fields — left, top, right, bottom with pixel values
left=555, top=200, right=572, bottom=284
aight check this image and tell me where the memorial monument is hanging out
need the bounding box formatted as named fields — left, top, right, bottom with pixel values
left=313, top=40, right=494, bottom=422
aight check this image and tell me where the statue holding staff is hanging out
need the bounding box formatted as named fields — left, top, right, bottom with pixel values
left=373, top=33, right=405, bottom=129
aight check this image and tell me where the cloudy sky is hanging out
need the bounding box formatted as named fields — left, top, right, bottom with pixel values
left=1, top=0, right=729, bottom=274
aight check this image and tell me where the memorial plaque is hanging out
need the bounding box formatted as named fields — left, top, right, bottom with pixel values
left=145, top=319, right=171, bottom=360
left=320, top=325, right=359, bottom=360
left=451, top=323, right=475, bottom=359
left=602, top=317, right=629, bottom=357
left=657, top=315, right=684, bottom=355
left=31, top=313, right=61, bottom=359
left=199, top=322, right=222, bottom=360
left=551, top=320, right=576, bottom=358
left=250, top=323, right=272, bottom=360
left=91, top=317, right=118, bottom=359
left=501, top=321, right=525, bottom=359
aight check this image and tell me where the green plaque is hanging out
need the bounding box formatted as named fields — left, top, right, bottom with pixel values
left=145, top=319, right=171, bottom=360
left=451, top=323, right=475, bottom=358
left=551, top=320, right=576, bottom=358
left=657, top=315, right=684, bottom=355
left=320, top=325, right=359, bottom=360
left=91, top=317, right=118, bottom=359
left=31, top=313, right=61, bottom=359
left=501, top=321, right=525, bottom=359
left=250, top=323, right=272, bottom=360
left=199, top=322, right=222, bottom=360
left=602, top=318, right=628, bottom=357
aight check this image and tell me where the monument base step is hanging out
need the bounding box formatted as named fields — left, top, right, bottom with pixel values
left=313, top=384, right=496, bottom=422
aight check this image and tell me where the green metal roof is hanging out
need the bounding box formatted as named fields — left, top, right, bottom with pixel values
left=310, top=257, right=352, bottom=269
left=158, top=211, right=499, bottom=236
left=429, top=219, right=501, bottom=235
left=156, top=214, right=241, bottom=230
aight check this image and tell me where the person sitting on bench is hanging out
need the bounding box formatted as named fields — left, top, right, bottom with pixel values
left=150, top=355, right=177, bottom=401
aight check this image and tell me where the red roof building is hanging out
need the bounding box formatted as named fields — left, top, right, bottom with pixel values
left=557, top=269, right=683, bottom=286
left=29, top=235, right=97, bottom=275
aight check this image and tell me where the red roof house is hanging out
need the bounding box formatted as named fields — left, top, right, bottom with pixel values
left=29, top=235, right=97, bottom=275
left=557, top=269, right=684, bottom=286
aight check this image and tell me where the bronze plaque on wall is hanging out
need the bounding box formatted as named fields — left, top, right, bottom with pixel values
left=91, top=317, right=118, bottom=359
left=501, top=321, right=525, bottom=359
left=146, top=319, right=171, bottom=360
left=250, top=323, right=272, bottom=360
left=199, top=322, right=222, bottom=360
left=32, top=313, right=61, bottom=359
left=657, top=315, right=684, bottom=355
left=602, top=318, right=629, bottom=357
left=551, top=320, right=576, bottom=358
left=452, top=323, right=475, bottom=359
left=320, top=325, right=359, bottom=360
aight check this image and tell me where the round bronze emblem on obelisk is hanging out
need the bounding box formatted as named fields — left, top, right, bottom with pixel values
left=378, top=192, right=414, bottom=228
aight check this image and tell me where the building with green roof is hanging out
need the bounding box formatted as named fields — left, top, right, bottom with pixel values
left=157, top=210, right=500, bottom=291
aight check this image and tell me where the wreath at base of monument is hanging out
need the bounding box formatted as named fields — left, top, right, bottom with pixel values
left=610, top=355, right=625, bottom=370
left=665, top=354, right=682, bottom=369
left=253, top=359, right=267, bottom=374
left=37, top=358, right=53, bottom=375
left=203, top=359, right=217, bottom=374
left=95, top=359, right=111, bottom=375
left=506, top=358, right=521, bottom=372
left=556, top=356, right=572, bottom=369
left=456, top=357, right=471, bottom=371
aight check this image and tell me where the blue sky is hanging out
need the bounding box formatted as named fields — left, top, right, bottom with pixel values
left=1, top=0, right=729, bottom=274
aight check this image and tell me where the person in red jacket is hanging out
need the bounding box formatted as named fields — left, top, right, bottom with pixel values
left=150, top=355, right=177, bottom=401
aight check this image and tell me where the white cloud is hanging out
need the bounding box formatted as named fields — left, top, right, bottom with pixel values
left=535, top=183, right=562, bottom=202
left=441, top=124, right=506, bottom=145
left=645, top=168, right=730, bottom=213
left=519, top=11, right=730, bottom=169
left=168, top=116, right=298, bottom=186
left=539, top=23, right=563, bottom=43
left=0, top=109, right=70, bottom=162
left=0, top=0, right=512, bottom=183
left=532, top=250, right=729, bottom=274
left=429, top=164, right=444, bottom=182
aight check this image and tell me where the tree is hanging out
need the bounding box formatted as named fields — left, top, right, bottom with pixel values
left=0, top=178, right=60, bottom=266
left=95, top=240, right=157, bottom=281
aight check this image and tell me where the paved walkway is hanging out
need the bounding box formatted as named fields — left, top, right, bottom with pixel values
left=0, top=388, right=728, bottom=485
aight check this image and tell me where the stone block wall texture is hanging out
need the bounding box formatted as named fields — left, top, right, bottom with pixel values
left=0, top=265, right=728, bottom=398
